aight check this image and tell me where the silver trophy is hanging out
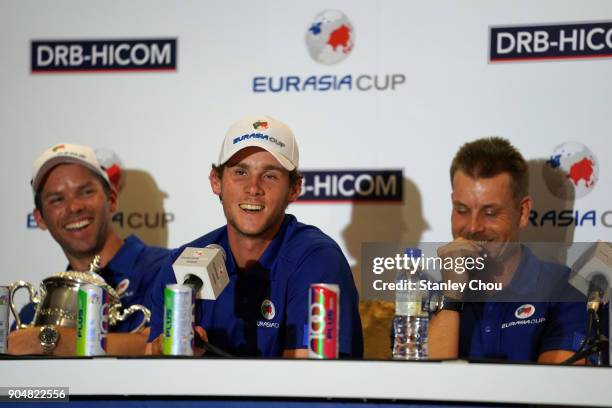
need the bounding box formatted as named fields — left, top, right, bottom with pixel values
left=9, top=256, right=150, bottom=332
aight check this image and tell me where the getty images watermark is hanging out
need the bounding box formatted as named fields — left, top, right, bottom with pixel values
left=371, top=250, right=501, bottom=293
left=360, top=242, right=594, bottom=303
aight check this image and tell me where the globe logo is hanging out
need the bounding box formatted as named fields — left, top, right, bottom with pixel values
left=95, top=147, right=125, bottom=193
left=543, top=142, right=599, bottom=200
left=305, top=10, right=354, bottom=65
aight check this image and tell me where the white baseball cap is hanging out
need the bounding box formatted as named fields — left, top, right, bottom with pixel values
left=31, top=143, right=111, bottom=194
left=217, top=115, right=299, bottom=171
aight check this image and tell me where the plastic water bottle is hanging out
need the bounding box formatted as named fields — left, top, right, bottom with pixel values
left=393, top=247, right=429, bottom=360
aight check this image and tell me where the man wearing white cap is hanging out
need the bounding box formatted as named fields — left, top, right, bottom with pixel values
left=8, top=143, right=170, bottom=355
left=146, top=116, right=363, bottom=357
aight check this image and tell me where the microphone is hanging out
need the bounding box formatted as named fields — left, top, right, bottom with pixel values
left=564, top=241, right=611, bottom=366
left=587, top=274, right=609, bottom=313
left=172, top=244, right=233, bottom=357
left=569, top=241, right=612, bottom=311
left=182, top=273, right=204, bottom=294
left=173, top=244, right=230, bottom=300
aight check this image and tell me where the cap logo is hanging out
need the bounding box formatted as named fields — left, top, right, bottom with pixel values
left=253, top=120, right=269, bottom=130
left=261, top=299, right=276, bottom=320
left=232, top=133, right=285, bottom=149
left=515, top=304, right=535, bottom=319
left=52, top=144, right=66, bottom=152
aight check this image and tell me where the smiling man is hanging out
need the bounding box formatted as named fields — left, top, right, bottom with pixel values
left=146, top=116, right=363, bottom=357
left=428, top=137, right=587, bottom=363
left=8, top=143, right=170, bottom=355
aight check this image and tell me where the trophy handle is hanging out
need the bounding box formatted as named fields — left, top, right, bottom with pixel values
left=8, top=281, right=41, bottom=330
left=111, top=304, right=151, bottom=333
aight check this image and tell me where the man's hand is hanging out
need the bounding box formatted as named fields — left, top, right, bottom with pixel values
left=282, top=349, right=308, bottom=358
left=428, top=310, right=460, bottom=359
left=429, top=238, right=482, bottom=360
left=145, top=326, right=208, bottom=356
left=437, top=237, right=483, bottom=300
left=8, top=327, right=76, bottom=356
left=538, top=350, right=586, bottom=365
left=9, top=327, right=153, bottom=356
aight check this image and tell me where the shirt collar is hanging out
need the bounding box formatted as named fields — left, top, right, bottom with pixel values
left=66, top=235, right=143, bottom=272
left=223, top=214, right=293, bottom=275
left=107, top=235, right=145, bottom=275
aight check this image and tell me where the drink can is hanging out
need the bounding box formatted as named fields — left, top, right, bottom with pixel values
left=163, top=284, right=194, bottom=356
left=76, top=284, right=109, bottom=356
left=308, top=283, right=339, bottom=359
left=0, top=286, right=9, bottom=353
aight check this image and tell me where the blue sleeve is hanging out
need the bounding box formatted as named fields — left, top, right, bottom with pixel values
left=284, top=245, right=363, bottom=357
left=539, top=301, right=588, bottom=353
left=147, top=249, right=180, bottom=342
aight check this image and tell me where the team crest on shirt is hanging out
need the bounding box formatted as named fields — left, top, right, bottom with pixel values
left=115, top=279, right=131, bottom=298
left=514, top=304, right=535, bottom=319
left=261, top=299, right=276, bottom=320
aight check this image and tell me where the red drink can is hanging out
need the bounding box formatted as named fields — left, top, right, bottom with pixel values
left=308, top=283, right=339, bottom=359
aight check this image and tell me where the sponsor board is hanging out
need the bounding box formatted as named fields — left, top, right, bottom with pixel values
left=490, top=21, right=612, bottom=62
left=297, top=170, right=403, bottom=202
left=31, top=38, right=177, bottom=73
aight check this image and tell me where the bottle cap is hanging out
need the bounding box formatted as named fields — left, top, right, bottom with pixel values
left=404, top=247, right=422, bottom=259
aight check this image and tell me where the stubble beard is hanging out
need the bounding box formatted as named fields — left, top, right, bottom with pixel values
left=223, top=195, right=290, bottom=240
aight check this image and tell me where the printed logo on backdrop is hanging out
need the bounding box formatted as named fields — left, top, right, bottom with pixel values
left=252, top=10, right=405, bottom=93
left=31, top=38, right=177, bottom=73
left=529, top=142, right=610, bottom=228
left=26, top=210, right=175, bottom=230
left=543, top=142, right=598, bottom=200
left=490, top=21, right=612, bottom=63
left=297, top=170, right=403, bottom=202
left=305, top=10, right=354, bottom=65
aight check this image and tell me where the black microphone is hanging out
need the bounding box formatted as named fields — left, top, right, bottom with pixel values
left=587, top=273, right=609, bottom=313
left=569, top=241, right=612, bottom=310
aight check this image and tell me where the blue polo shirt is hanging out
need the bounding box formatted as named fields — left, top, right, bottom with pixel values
left=148, top=214, right=364, bottom=357
left=459, top=247, right=588, bottom=362
left=14, top=235, right=170, bottom=333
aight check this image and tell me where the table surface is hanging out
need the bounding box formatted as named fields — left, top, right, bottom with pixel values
left=1, top=357, right=611, bottom=407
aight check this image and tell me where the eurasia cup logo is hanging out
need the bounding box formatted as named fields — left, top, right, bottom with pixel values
left=305, top=10, right=354, bottom=65
left=261, top=299, right=276, bottom=320
left=543, top=142, right=599, bottom=200
left=515, top=304, right=535, bottom=319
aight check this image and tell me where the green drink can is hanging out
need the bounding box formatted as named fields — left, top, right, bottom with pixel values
left=162, top=284, right=194, bottom=356
left=0, top=286, right=8, bottom=354
left=76, top=284, right=108, bottom=356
